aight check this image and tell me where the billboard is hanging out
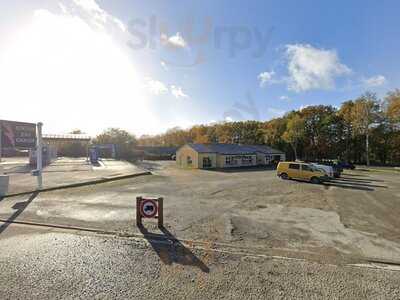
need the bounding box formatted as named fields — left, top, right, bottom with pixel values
left=0, top=120, right=37, bottom=149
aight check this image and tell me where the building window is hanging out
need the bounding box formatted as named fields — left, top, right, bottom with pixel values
left=242, top=156, right=253, bottom=164
left=225, top=156, right=238, bottom=165
left=187, top=156, right=192, bottom=165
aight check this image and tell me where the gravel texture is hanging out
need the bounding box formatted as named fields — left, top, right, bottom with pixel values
left=0, top=226, right=399, bottom=299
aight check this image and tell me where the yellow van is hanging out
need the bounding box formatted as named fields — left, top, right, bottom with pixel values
left=277, top=161, right=327, bottom=184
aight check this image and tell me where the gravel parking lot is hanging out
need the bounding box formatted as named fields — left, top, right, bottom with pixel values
left=1, top=161, right=400, bottom=264
left=1, top=160, right=400, bottom=298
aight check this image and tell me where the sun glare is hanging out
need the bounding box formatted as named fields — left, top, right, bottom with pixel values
left=0, top=9, right=158, bottom=135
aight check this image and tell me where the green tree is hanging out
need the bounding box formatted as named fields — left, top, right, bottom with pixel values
left=94, top=128, right=137, bottom=160
left=69, top=129, right=85, bottom=134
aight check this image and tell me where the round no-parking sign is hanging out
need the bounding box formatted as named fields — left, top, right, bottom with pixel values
left=139, top=199, right=158, bottom=218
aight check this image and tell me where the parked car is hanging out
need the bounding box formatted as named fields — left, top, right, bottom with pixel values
left=313, top=160, right=342, bottom=178
left=310, top=163, right=334, bottom=179
left=331, top=164, right=342, bottom=177
left=338, top=161, right=355, bottom=170
left=277, top=162, right=328, bottom=184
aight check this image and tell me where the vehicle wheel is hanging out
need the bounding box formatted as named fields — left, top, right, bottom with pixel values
left=311, top=177, right=320, bottom=184
left=281, top=173, right=289, bottom=180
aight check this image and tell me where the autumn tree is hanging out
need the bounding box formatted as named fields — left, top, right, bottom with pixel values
left=262, top=117, right=288, bottom=153
left=134, top=90, right=400, bottom=165
left=350, top=92, right=380, bottom=165
left=383, top=89, right=400, bottom=163
left=386, top=89, right=400, bottom=123
left=299, top=105, right=340, bottom=160
left=338, top=101, right=356, bottom=161
left=282, top=114, right=305, bottom=160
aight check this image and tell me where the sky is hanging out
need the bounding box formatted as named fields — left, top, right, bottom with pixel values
left=1, top=0, right=399, bottom=136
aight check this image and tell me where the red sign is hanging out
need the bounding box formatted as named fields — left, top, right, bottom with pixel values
left=1, top=120, right=36, bottom=149
left=139, top=199, right=158, bottom=218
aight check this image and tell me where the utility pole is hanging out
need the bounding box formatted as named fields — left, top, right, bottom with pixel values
left=37, top=122, right=43, bottom=189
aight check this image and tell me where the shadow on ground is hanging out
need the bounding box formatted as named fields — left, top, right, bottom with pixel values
left=138, top=225, right=210, bottom=273
left=288, top=174, right=387, bottom=191
left=3, top=164, right=34, bottom=175
left=339, top=176, right=385, bottom=183
left=322, top=175, right=388, bottom=191
left=0, top=191, right=39, bottom=235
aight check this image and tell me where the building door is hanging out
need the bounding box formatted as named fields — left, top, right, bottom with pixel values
left=203, top=157, right=212, bottom=168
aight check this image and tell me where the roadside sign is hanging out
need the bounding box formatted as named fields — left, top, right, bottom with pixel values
left=136, top=196, right=164, bottom=227
left=140, top=199, right=158, bottom=218
left=0, top=120, right=36, bottom=149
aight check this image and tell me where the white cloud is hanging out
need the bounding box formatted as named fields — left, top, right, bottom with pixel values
left=144, top=79, right=189, bottom=99
left=161, top=32, right=187, bottom=49
left=59, top=3, right=68, bottom=13
left=160, top=61, right=168, bottom=70
left=225, top=116, right=234, bottom=122
left=258, top=71, right=275, bottom=87
left=285, top=44, right=351, bottom=92
left=144, top=77, right=168, bottom=95
left=170, top=85, right=189, bottom=99
left=69, top=0, right=126, bottom=32
left=363, top=75, right=387, bottom=87
left=280, top=96, right=291, bottom=102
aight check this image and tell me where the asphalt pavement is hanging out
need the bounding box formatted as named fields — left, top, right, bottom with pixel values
left=0, top=223, right=399, bottom=299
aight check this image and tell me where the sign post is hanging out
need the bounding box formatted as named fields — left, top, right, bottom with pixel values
left=0, top=120, right=2, bottom=163
left=136, top=196, right=164, bottom=228
left=36, top=122, right=43, bottom=190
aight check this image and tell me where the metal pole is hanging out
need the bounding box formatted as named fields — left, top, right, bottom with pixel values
left=136, top=196, right=142, bottom=227
left=0, top=120, right=2, bottom=163
left=157, top=197, right=163, bottom=228
left=37, top=122, right=43, bottom=190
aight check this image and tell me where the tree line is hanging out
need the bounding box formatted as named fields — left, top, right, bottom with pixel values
left=137, top=90, right=400, bottom=165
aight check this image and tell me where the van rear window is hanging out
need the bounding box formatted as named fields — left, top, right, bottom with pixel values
left=289, top=164, right=300, bottom=170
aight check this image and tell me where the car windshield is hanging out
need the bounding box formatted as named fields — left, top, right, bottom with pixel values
left=1, top=1, right=400, bottom=298
left=310, top=165, right=320, bottom=172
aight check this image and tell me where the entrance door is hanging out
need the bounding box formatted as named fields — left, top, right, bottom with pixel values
left=203, top=157, right=212, bottom=168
